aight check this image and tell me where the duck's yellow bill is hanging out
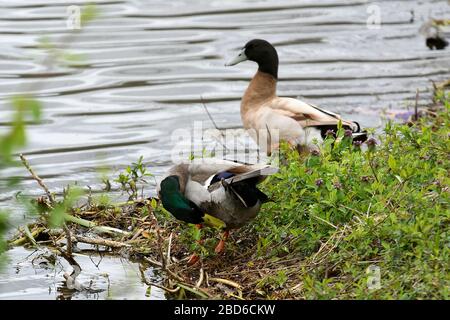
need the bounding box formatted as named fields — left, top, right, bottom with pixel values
left=203, top=214, right=226, bottom=229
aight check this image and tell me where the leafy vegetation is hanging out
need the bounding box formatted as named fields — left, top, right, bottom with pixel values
left=114, top=156, right=153, bottom=200
left=0, top=97, right=42, bottom=265
left=245, top=90, right=449, bottom=299
left=168, top=89, right=449, bottom=299
left=6, top=89, right=449, bottom=299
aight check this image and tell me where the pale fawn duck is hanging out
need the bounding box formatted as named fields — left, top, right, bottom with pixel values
left=225, top=39, right=367, bottom=155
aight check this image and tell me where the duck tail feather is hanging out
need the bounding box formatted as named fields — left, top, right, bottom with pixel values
left=352, top=131, right=368, bottom=142
left=229, top=185, right=250, bottom=208
left=225, top=166, right=278, bottom=185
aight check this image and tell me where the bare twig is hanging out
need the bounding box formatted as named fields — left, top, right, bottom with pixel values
left=310, top=213, right=338, bottom=229
left=145, top=257, right=163, bottom=268
left=431, top=80, right=438, bottom=104
left=209, top=277, right=242, bottom=290
left=19, top=153, right=55, bottom=204
left=57, top=224, right=84, bottom=290
left=201, top=96, right=222, bottom=131
left=176, top=283, right=210, bottom=299
left=144, top=257, right=184, bottom=282
left=340, top=205, right=367, bottom=222
left=63, top=224, right=73, bottom=257
left=48, top=232, right=83, bottom=291
left=156, top=230, right=166, bottom=269
left=87, top=186, right=92, bottom=207
left=130, top=228, right=143, bottom=241
left=166, top=232, right=173, bottom=267
left=366, top=202, right=372, bottom=218
left=200, top=96, right=229, bottom=151
left=414, top=89, right=419, bottom=121
left=139, top=265, right=180, bottom=293
left=311, top=226, right=347, bottom=265
left=140, top=260, right=207, bottom=298
left=367, top=153, right=380, bottom=183
left=195, top=268, right=204, bottom=288
left=74, top=235, right=131, bottom=248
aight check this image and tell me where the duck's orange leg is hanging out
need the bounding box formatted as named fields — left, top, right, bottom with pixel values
left=187, top=224, right=203, bottom=265
left=214, top=231, right=230, bottom=254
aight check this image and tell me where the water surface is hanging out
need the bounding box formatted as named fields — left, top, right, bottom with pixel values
left=0, top=0, right=449, bottom=299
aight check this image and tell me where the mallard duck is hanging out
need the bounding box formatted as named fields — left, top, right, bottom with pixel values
left=225, top=39, right=367, bottom=155
left=420, top=21, right=449, bottom=50
left=157, top=159, right=277, bottom=263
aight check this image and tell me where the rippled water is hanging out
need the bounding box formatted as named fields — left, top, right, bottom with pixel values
left=0, top=0, right=449, bottom=299
left=0, top=246, right=165, bottom=299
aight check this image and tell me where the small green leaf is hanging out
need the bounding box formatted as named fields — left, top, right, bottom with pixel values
left=48, top=204, right=65, bottom=228
left=388, top=155, right=397, bottom=171
left=151, top=198, right=158, bottom=209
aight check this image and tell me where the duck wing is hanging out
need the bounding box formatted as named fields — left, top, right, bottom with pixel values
left=220, top=165, right=277, bottom=185
left=269, top=97, right=361, bottom=132
left=158, top=159, right=246, bottom=194
left=207, top=165, right=277, bottom=207
left=207, top=164, right=277, bottom=191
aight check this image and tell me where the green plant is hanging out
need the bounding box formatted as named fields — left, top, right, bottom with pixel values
left=250, top=92, right=449, bottom=298
left=0, top=96, right=42, bottom=265
left=115, top=156, right=153, bottom=200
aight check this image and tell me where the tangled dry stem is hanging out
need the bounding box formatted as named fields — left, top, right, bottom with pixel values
left=10, top=190, right=367, bottom=299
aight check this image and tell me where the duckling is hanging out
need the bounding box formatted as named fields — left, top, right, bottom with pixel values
left=225, top=39, right=367, bottom=155
left=157, top=159, right=277, bottom=262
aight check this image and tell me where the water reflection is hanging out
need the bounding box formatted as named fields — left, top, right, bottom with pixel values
left=0, top=246, right=164, bottom=300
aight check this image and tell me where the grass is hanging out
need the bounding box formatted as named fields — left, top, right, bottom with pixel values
left=250, top=101, right=449, bottom=299
left=173, top=88, right=449, bottom=299
left=6, top=88, right=449, bottom=300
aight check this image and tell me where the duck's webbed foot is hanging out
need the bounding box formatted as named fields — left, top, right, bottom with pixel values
left=187, top=224, right=203, bottom=266
left=187, top=254, right=200, bottom=265
left=214, top=231, right=230, bottom=254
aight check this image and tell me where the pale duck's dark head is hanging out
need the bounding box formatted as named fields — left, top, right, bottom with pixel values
left=225, top=39, right=279, bottom=79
